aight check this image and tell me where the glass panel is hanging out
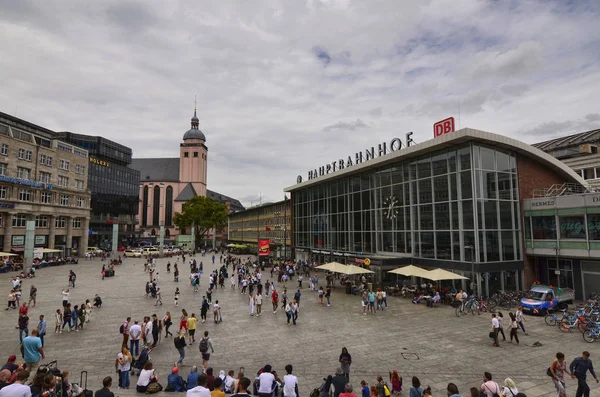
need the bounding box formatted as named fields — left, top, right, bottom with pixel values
left=480, top=146, right=496, bottom=170
left=435, top=203, right=450, bottom=230
left=350, top=177, right=361, bottom=192
left=482, top=171, right=497, bottom=199
left=462, top=200, right=474, bottom=229
left=463, top=231, right=476, bottom=261
left=532, top=216, right=556, bottom=239
left=378, top=169, right=391, bottom=187
left=451, top=202, right=459, bottom=229
left=361, top=190, right=371, bottom=210
left=392, top=184, right=404, bottom=207
left=417, top=156, right=431, bottom=179
left=419, top=204, right=433, bottom=230
left=461, top=171, right=472, bottom=199
left=391, top=165, right=403, bottom=185
left=410, top=163, right=417, bottom=180
left=433, top=176, right=449, bottom=202
left=477, top=201, right=484, bottom=230
left=524, top=217, right=532, bottom=240
left=501, top=231, right=515, bottom=261
left=496, top=150, right=511, bottom=172
left=420, top=232, right=435, bottom=258
left=419, top=179, right=432, bottom=204
left=360, top=173, right=370, bottom=191
left=395, top=232, right=406, bottom=253
left=431, top=152, right=447, bottom=176
left=382, top=232, right=394, bottom=252
left=436, top=231, right=451, bottom=259
left=497, top=173, right=511, bottom=199
left=452, top=231, right=460, bottom=261
left=484, top=200, right=498, bottom=229
left=486, top=231, right=500, bottom=261
left=448, top=150, right=457, bottom=172
left=458, top=146, right=471, bottom=171
left=499, top=201, right=512, bottom=229
left=479, top=231, right=485, bottom=262
left=559, top=215, right=586, bottom=239
left=450, top=173, right=458, bottom=200
left=588, top=214, right=600, bottom=240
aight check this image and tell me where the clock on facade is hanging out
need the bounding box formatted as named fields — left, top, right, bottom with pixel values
left=383, top=195, right=399, bottom=219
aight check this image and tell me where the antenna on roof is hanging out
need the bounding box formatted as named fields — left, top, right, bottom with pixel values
left=457, top=98, right=461, bottom=129
left=194, top=95, right=197, bottom=111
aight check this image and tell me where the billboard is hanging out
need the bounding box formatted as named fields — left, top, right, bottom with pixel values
left=434, top=117, right=455, bottom=138
left=258, top=239, right=270, bottom=256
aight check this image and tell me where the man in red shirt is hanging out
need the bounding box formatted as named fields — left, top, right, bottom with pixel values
left=271, top=290, right=279, bottom=313
left=339, top=384, right=357, bottom=397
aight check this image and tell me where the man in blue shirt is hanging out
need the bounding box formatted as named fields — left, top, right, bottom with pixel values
left=38, top=315, right=47, bottom=347
left=22, top=328, right=44, bottom=374
left=570, top=351, right=599, bottom=397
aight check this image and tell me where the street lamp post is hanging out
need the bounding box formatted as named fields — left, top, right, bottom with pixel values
left=465, top=245, right=475, bottom=294
left=283, top=194, right=288, bottom=260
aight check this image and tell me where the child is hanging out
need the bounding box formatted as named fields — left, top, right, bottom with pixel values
left=175, top=288, right=180, bottom=306
left=390, top=370, right=402, bottom=395
left=361, top=381, right=370, bottom=397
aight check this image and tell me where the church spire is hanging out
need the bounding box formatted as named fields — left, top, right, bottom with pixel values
left=191, top=96, right=199, bottom=129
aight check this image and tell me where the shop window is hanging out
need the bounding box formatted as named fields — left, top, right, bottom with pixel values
left=588, top=214, right=600, bottom=240
left=524, top=217, right=532, bottom=240
left=559, top=215, right=586, bottom=239
left=12, top=214, right=27, bottom=227
left=532, top=215, right=556, bottom=239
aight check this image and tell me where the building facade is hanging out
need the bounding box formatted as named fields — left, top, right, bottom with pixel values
left=56, top=132, right=140, bottom=249
left=228, top=199, right=291, bottom=258
left=285, top=128, right=589, bottom=296
left=131, top=109, right=243, bottom=245
left=0, top=112, right=91, bottom=257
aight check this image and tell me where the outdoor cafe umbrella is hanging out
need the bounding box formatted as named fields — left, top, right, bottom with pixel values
left=34, top=248, right=62, bottom=253
left=424, top=268, right=468, bottom=281
left=0, top=252, right=17, bottom=257
left=387, top=265, right=431, bottom=278
left=316, top=262, right=374, bottom=275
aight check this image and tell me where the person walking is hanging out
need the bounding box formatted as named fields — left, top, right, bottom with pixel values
left=28, top=285, right=37, bottom=307
left=325, top=286, right=331, bottom=307
left=121, top=317, right=130, bottom=348
left=175, top=288, right=180, bottom=306
left=151, top=314, right=160, bottom=348
left=490, top=313, right=500, bottom=347
left=179, top=309, right=188, bottom=333
left=155, top=288, right=163, bottom=306
left=508, top=312, right=519, bottom=345
left=37, top=315, right=47, bottom=347
left=249, top=293, right=255, bottom=316
left=570, top=351, right=598, bottom=397
left=22, top=328, right=44, bottom=374
left=339, top=347, right=352, bottom=381
left=255, top=292, right=263, bottom=316
left=283, top=364, right=299, bottom=397
left=18, top=311, right=29, bottom=343
left=174, top=331, right=187, bottom=367
left=187, top=313, right=197, bottom=345
left=271, top=290, right=279, bottom=313
left=497, top=312, right=506, bottom=342
left=290, top=300, right=299, bottom=325
left=549, top=352, right=572, bottom=397
left=515, top=306, right=528, bottom=335
left=54, top=309, right=62, bottom=334
left=199, top=331, right=215, bottom=373
left=201, top=297, right=209, bottom=323
left=163, top=312, right=173, bottom=337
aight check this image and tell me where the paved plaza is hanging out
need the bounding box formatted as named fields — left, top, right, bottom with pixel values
left=1, top=256, right=599, bottom=397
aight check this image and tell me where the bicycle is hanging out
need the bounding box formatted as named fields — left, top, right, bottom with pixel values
left=545, top=308, right=569, bottom=326
left=583, top=322, right=600, bottom=343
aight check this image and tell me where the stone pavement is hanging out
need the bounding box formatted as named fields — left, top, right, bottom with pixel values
left=1, top=256, right=599, bottom=397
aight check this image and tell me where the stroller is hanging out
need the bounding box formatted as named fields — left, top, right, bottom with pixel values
left=130, top=346, right=151, bottom=376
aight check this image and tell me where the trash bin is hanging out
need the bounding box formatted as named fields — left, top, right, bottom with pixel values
left=367, top=282, right=373, bottom=291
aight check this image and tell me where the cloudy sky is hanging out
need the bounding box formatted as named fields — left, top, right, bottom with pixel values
left=1, top=0, right=599, bottom=207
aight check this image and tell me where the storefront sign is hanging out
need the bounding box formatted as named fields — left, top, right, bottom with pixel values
left=34, top=235, right=47, bottom=245
left=306, top=133, right=414, bottom=181
left=561, top=221, right=585, bottom=233
left=89, top=157, right=110, bottom=167
left=12, top=235, right=25, bottom=246
left=433, top=117, right=455, bottom=138
left=0, top=203, right=15, bottom=209
left=258, top=239, right=270, bottom=256
left=531, top=200, right=555, bottom=208
left=0, top=175, right=52, bottom=190
left=354, top=258, right=371, bottom=265
left=311, top=249, right=331, bottom=255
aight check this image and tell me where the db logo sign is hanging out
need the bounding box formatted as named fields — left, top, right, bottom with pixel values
left=434, top=117, right=455, bottom=138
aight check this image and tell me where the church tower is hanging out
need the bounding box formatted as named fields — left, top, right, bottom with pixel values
left=179, top=105, right=208, bottom=196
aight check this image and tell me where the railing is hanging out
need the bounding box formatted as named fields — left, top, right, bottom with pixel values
left=533, top=182, right=592, bottom=197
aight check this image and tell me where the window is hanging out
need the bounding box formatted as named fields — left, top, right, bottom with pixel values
left=193, top=152, right=198, bottom=157
left=46, top=156, right=52, bottom=166
left=60, top=194, right=70, bottom=206
left=35, top=216, right=48, bottom=228
left=77, top=197, right=86, bottom=208
left=40, top=192, right=52, bottom=204
left=75, top=164, right=86, bottom=174
left=72, top=218, right=82, bottom=228
left=74, top=148, right=87, bottom=158
left=55, top=216, right=66, bottom=228
left=18, top=189, right=31, bottom=201
left=58, top=159, right=70, bottom=171
left=0, top=186, right=7, bottom=199
left=40, top=154, right=46, bottom=164
left=184, top=152, right=189, bottom=158
left=532, top=215, right=556, bottom=240
left=57, top=142, right=73, bottom=153
left=38, top=172, right=51, bottom=184
left=75, top=179, right=85, bottom=190
left=559, top=215, right=586, bottom=239
left=25, top=150, right=32, bottom=161
left=58, top=176, right=69, bottom=187
left=0, top=163, right=6, bottom=176
left=12, top=214, right=27, bottom=227
left=17, top=167, right=31, bottom=180
left=1, top=144, right=7, bottom=156
left=18, top=148, right=25, bottom=159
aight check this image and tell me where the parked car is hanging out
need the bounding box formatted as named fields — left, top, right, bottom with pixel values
left=117, top=246, right=126, bottom=251
left=520, top=285, right=575, bottom=315
left=124, top=249, right=142, bottom=258
left=87, top=247, right=104, bottom=255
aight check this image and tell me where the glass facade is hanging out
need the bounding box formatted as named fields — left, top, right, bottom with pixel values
left=292, top=143, right=522, bottom=264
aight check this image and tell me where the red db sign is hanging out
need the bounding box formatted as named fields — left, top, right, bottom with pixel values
left=434, top=117, right=455, bottom=138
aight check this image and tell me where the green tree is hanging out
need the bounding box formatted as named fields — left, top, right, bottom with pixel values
left=173, top=196, right=228, bottom=249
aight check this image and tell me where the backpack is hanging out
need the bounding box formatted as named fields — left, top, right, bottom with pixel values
left=146, top=381, right=163, bottom=394
left=199, top=337, right=209, bottom=353
left=310, top=388, right=320, bottom=397
left=480, top=383, right=500, bottom=397
left=119, top=323, right=124, bottom=334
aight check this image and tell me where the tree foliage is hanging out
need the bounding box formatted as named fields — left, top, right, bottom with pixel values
left=173, top=196, right=228, bottom=248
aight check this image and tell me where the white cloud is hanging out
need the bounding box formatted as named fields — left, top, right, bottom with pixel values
left=0, top=0, right=599, bottom=206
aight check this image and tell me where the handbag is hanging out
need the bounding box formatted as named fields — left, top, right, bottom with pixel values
left=383, top=384, right=391, bottom=397
left=546, top=367, right=553, bottom=377
left=488, top=331, right=495, bottom=339
left=146, top=382, right=163, bottom=394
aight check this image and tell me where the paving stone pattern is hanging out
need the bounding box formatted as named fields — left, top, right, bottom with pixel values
left=1, top=256, right=598, bottom=397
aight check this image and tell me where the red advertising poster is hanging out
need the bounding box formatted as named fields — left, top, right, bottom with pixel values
left=258, top=239, right=270, bottom=256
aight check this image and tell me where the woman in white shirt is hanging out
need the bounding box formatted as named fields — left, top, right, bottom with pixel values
left=501, top=378, right=518, bottom=397
left=136, top=362, right=157, bottom=393
left=117, top=347, right=133, bottom=389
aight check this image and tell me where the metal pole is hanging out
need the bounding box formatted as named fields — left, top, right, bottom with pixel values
left=555, top=245, right=560, bottom=288
left=284, top=196, right=287, bottom=260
